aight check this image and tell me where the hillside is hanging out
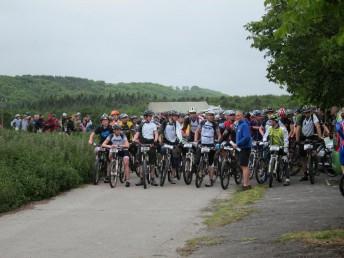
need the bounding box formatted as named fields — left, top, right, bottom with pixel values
left=0, top=75, right=225, bottom=106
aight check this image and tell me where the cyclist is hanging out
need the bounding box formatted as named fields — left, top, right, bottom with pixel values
left=183, top=107, right=200, bottom=142
left=89, top=114, right=113, bottom=183
left=119, top=113, right=134, bottom=142
left=133, top=110, right=159, bottom=186
left=250, top=110, right=264, bottom=142
left=194, top=109, right=222, bottom=187
left=110, top=110, right=120, bottom=126
left=296, top=105, right=322, bottom=181
left=336, top=108, right=344, bottom=174
left=263, top=114, right=290, bottom=186
left=259, top=107, right=274, bottom=137
left=159, top=110, right=181, bottom=184
left=222, top=110, right=236, bottom=142
left=102, top=124, right=131, bottom=187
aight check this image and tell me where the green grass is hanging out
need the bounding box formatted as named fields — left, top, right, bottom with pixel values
left=279, top=229, right=344, bottom=246
left=176, top=236, right=224, bottom=257
left=204, top=186, right=267, bottom=229
left=0, top=129, right=93, bottom=213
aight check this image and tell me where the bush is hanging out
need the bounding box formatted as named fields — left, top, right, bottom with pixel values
left=0, top=129, right=93, bottom=213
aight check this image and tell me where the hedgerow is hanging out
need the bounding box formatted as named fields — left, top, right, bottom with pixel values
left=0, top=129, right=93, bottom=213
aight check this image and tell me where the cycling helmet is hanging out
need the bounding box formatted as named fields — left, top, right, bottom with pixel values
left=170, top=110, right=179, bottom=116
left=15, top=114, right=20, bottom=118
left=278, top=107, right=286, bottom=118
left=130, top=115, right=138, bottom=120
left=188, top=107, right=197, bottom=114
left=252, top=110, right=262, bottom=116
left=266, top=107, right=274, bottom=113
left=224, top=110, right=236, bottom=116
left=270, top=114, right=279, bottom=121
left=143, top=110, right=154, bottom=116
left=119, top=113, right=129, bottom=119
left=302, top=105, right=312, bottom=113
left=113, top=124, right=122, bottom=130
left=111, top=110, right=120, bottom=116
left=206, top=109, right=215, bottom=115
left=100, top=114, right=109, bottom=121
left=76, top=112, right=81, bottom=116
left=62, top=113, right=67, bottom=117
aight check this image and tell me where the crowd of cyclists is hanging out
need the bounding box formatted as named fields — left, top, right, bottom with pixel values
left=9, top=106, right=344, bottom=194
left=79, top=106, right=344, bottom=193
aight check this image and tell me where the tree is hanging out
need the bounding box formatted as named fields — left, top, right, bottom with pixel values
left=245, top=0, right=344, bottom=108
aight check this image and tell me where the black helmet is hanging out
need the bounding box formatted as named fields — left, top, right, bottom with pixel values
left=113, top=124, right=122, bottom=130
left=143, top=110, right=154, bottom=116
left=266, top=107, right=274, bottom=113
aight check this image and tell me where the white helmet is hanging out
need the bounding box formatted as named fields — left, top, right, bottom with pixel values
left=206, top=109, right=215, bottom=115
left=62, top=113, right=67, bottom=117
left=188, top=107, right=196, bottom=113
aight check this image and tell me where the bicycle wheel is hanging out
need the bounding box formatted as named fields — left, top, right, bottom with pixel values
left=277, top=160, right=283, bottom=183
left=256, top=158, right=267, bottom=184
left=340, top=174, right=344, bottom=196
left=220, top=161, right=230, bottom=190
left=268, top=158, right=275, bottom=188
left=119, top=159, right=125, bottom=184
left=195, top=158, right=205, bottom=188
left=160, top=158, right=168, bottom=186
left=234, top=163, right=242, bottom=185
left=248, top=153, right=255, bottom=179
left=92, top=160, right=101, bottom=185
left=109, top=160, right=118, bottom=188
left=308, top=155, right=315, bottom=185
left=183, top=158, right=193, bottom=185
left=143, top=159, right=148, bottom=189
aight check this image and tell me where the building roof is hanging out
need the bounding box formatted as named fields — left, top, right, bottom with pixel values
left=148, top=101, right=210, bottom=113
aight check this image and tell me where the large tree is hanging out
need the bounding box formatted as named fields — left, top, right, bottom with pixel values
left=245, top=0, right=344, bottom=108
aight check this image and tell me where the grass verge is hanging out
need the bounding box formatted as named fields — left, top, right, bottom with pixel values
left=176, top=236, right=224, bottom=257
left=279, top=229, right=344, bottom=246
left=204, top=185, right=267, bottom=229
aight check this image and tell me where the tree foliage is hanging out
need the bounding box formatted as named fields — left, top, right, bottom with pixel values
left=245, top=0, right=344, bottom=107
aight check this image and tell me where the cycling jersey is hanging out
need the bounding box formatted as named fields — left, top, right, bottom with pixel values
left=94, top=126, right=113, bottom=144
left=161, top=121, right=177, bottom=143
left=138, top=120, right=157, bottom=143
left=199, top=120, right=219, bottom=145
left=107, top=133, right=127, bottom=146
left=263, top=126, right=289, bottom=148
left=119, top=121, right=134, bottom=141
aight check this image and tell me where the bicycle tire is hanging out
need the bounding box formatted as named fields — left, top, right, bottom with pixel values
left=183, top=158, right=193, bottom=185
left=234, top=163, right=242, bottom=185
left=143, top=159, right=148, bottom=189
left=269, top=158, right=275, bottom=188
left=308, top=155, right=315, bottom=185
left=255, top=158, right=267, bottom=184
left=195, top=158, right=205, bottom=188
left=160, top=158, right=168, bottom=186
left=109, top=160, right=118, bottom=188
left=220, top=161, right=230, bottom=190
left=340, top=174, right=344, bottom=196
left=92, top=160, right=101, bottom=185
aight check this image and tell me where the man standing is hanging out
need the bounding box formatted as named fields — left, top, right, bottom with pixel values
left=232, top=111, right=252, bottom=190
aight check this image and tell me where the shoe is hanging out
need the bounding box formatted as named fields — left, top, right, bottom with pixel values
left=242, top=185, right=252, bottom=191
left=104, top=177, right=109, bottom=183
left=125, top=181, right=130, bottom=187
left=135, top=179, right=144, bottom=186
left=299, top=176, right=308, bottom=182
left=283, top=179, right=290, bottom=186
left=205, top=179, right=214, bottom=187
left=151, top=178, right=158, bottom=186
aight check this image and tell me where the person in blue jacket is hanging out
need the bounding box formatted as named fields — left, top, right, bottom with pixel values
left=232, top=111, right=253, bottom=190
left=336, top=108, right=344, bottom=174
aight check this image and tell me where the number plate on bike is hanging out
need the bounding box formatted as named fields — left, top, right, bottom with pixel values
left=223, top=146, right=233, bottom=151
left=270, top=145, right=280, bottom=152
left=163, top=144, right=174, bottom=150
left=201, top=147, right=210, bottom=153
left=141, top=146, right=150, bottom=152
left=110, top=148, right=119, bottom=153
left=304, top=144, right=313, bottom=150
left=183, top=143, right=192, bottom=148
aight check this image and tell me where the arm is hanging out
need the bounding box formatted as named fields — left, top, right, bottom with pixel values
left=194, top=127, right=200, bottom=142
left=282, top=127, right=289, bottom=148
left=263, top=127, right=270, bottom=142
left=88, top=132, right=95, bottom=145
left=133, top=131, right=140, bottom=143
left=101, top=138, right=112, bottom=149
left=259, top=125, right=265, bottom=136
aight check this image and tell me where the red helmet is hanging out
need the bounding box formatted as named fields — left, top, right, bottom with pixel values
left=111, top=110, right=120, bottom=116
left=278, top=107, right=286, bottom=118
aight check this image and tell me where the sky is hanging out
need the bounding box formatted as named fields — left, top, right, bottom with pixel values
left=0, top=0, right=287, bottom=96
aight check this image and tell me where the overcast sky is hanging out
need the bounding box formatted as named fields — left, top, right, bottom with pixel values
left=0, top=0, right=287, bottom=96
